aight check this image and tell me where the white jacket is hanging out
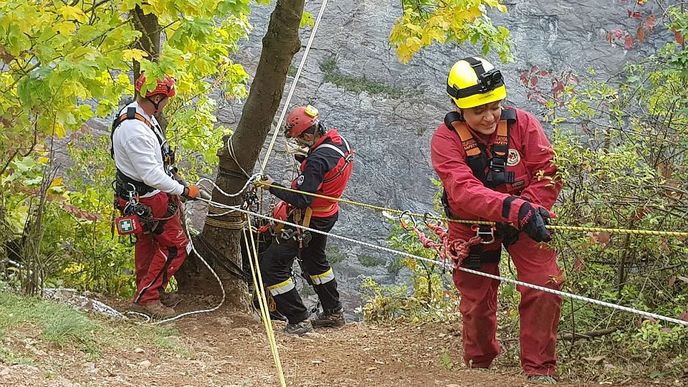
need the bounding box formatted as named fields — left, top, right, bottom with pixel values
left=111, top=101, right=184, bottom=196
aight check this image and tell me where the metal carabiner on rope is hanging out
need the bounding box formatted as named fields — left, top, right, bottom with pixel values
left=423, top=212, right=443, bottom=228
left=399, top=210, right=417, bottom=231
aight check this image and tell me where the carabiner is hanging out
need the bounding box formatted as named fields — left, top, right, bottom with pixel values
left=423, top=212, right=443, bottom=228
left=399, top=211, right=417, bottom=231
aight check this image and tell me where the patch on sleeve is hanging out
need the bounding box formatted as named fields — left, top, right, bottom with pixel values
left=296, top=174, right=305, bottom=187
left=507, top=149, right=521, bottom=166
left=511, top=179, right=526, bottom=190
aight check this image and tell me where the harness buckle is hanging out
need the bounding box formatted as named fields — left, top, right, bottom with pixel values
left=489, top=157, right=506, bottom=172
left=472, top=224, right=495, bottom=244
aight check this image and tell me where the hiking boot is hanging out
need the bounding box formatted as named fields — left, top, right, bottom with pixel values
left=284, top=320, right=313, bottom=335
left=130, top=300, right=176, bottom=319
left=160, top=292, right=181, bottom=307
left=311, top=308, right=345, bottom=328
left=527, top=375, right=558, bottom=384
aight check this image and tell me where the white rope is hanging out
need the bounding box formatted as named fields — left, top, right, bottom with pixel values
left=198, top=198, right=688, bottom=328
left=226, top=136, right=251, bottom=177
left=198, top=175, right=261, bottom=199
left=152, top=211, right=227, bottom=325
left=129, top=177, right=260, bottom=324
left=259, top=0, right=331, bottom=175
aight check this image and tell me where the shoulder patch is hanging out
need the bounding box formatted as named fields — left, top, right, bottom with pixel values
left=507, top=149, right=521, bottom=166
left=296, top=174, right=305, bottom=187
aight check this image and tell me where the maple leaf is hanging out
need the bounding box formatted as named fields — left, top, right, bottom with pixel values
left=644, top=15, right=656, bottom=32
left=589, top=231, right=611, bottom=247
left=624, top=34, right=634, bottom=49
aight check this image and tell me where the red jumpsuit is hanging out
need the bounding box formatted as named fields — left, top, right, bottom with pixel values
left=430, top=107, right=563, bottom=376
left=111, top=102, right=189, bottom=306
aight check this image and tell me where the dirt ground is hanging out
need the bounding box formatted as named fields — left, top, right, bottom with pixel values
left=0, top=298, right=671, bottom=387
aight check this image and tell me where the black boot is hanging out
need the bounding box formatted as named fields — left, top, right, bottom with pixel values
left=311, top=307, right=345, bottom=328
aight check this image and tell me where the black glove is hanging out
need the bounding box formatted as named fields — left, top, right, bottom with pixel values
left=517, top=202, right=552, bottom=242
left=294, top=154, right=306, bottom=163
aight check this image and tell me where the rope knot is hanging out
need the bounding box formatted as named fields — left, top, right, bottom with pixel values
left=445, top=236, right=482, bottom=268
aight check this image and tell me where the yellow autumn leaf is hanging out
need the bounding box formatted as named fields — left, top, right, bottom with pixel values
left=122, top=48, right=148, bottom=62
left=38, top=156, right=49, bottom=164
left=395, top=44, right=413, bottom=64
left=54, top=121, right=66, bottom=138
left=58, top=6, right=87, bottom=23
left=404, top=36, right=422, bottom=53
left=484, top=0, right=506, bottom=9
left=404, top=23, right=423, bottom=34
left=53, top=21, right=76, bottom=35
left=50, top=176, right=64, bottom=188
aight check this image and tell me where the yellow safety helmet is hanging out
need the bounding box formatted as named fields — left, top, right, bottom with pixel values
left=446, top=57, right=506, bottom=109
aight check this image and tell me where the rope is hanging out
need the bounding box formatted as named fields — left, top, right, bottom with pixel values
left=258, top=0, right=331, bottom=175
left=258, top=183, right=688, bottom=238
left=151, top=220, right=227, bottom=325
left=204, top=217, right=247, bottom=230
left=197, top=198, right=688, bottom=328
left=198, top=175, right=261, bottom=198
left=226, top=136, right=251, bottom=178
left=243, top=222, right=287, bottom=387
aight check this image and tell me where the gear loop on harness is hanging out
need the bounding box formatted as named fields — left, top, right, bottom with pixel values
left=471, top=224, right=496, bottom=244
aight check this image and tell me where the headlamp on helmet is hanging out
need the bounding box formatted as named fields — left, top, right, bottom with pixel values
left=284, top=105, right=320, bottom=138
left=446, top=57, right=507, bottom=109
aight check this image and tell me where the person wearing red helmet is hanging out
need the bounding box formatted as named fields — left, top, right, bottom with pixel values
left=110, top=73, right=201, bottom=318
left=257, top=104, right=354, bottom=335
left=431, top=57, right=563, bottom=384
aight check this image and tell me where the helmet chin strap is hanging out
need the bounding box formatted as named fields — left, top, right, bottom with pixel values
left=146, top=96, right=166, bottom=114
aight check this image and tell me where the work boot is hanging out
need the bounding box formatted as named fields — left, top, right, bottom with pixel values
left=527, top=375, right=558, bottom=384
left=311, top=308, right=345, bottom=328
left=160, top=291, right=181, bottom=307
left=284, top=320, right=313, bottom=336
left=130, top=300, right=176, bottom=319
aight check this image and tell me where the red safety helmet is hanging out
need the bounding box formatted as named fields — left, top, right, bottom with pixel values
left=257, top=201, right=290, bottom=234
left=272, top=200, right=289, bottom=222
left=135, top=73, right=176, bottom=98
left=284, top=105, right=319, bottom=138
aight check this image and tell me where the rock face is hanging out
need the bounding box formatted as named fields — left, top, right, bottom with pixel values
left=216, top=0, right=670, bottom=316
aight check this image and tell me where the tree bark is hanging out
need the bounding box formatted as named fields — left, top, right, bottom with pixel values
left=175, top=0, right=304, bottom=310
left=131, top=6, right=168, bottom=128
left=131, top=6, right=161, bottom=84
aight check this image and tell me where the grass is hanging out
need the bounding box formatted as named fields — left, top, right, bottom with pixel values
left=326, top=246, right=346, bottom=265
left=0, top=290, right=102, bottom=346
left=0, top=288, right=185, bottom=361
left=357, top=255, right=387, bottom=268
left=0, top=346, right=34, bottom=365
left=319, top=57, right=405, bottom=98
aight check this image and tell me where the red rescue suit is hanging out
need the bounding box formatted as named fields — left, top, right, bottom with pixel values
left=430, top=107, right=563, bottom=376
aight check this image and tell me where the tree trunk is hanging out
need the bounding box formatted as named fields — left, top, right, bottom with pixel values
left=131, top=6, right=168, bottom=128
left=131, top=6, right=161, bottom=83
left=175, top=0, right=305, bottom=310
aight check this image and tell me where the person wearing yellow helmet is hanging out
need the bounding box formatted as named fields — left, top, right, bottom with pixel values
left=432, top=57, right=563, bottom=384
